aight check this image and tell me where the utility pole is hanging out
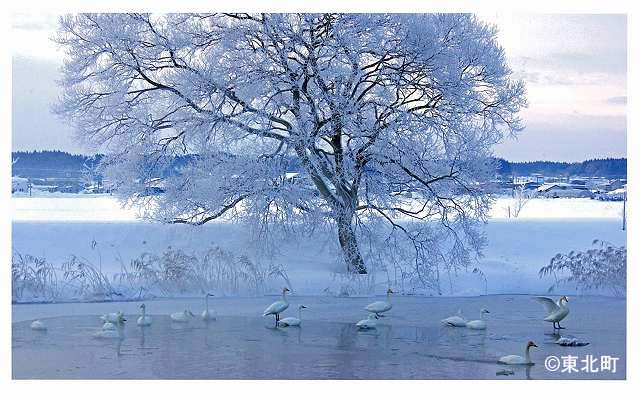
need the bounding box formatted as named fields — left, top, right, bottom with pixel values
left=622, top=190, right=626, bottom=231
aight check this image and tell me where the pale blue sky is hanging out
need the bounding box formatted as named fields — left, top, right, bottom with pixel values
left=11, top=13, right=627, bottom=161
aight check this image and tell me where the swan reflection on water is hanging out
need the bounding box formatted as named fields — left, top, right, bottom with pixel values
left=496, top=365, right=533, bottom=380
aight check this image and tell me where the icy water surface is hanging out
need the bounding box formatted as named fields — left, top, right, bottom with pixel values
left=12, top=296, right=625, bottom=379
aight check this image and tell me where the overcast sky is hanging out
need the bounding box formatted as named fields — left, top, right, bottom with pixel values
left=11, top=13, right=627, bottom=162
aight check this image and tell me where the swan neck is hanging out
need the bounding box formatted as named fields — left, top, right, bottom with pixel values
left=525, top=346, right=532, bottom=364
left=282, top=291, right=288, bottom=302
left=205, top=295, right=209, bottom=309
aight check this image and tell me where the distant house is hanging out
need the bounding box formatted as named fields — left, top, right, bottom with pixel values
left=597, top=186, right=626, bottom=201
left=519, top=181, right=541, bottom=191
left=135, top=177, right=166, bottom=196
left=608, top=179, right=626, bottom=191
left=530, top=173, right=545, bottom=184
left=514, top=174, right=544, bottom=190
left=536, top=182, right=592, bottom=198
left=284, top=172, right=300, bottom=183
left=544, top=176, right=563, bottom=184
left=83, top=184, right=107, bottom=194
left=11, top=177, right=29, bottom=193
left=585, top=177, right=611, bottom=191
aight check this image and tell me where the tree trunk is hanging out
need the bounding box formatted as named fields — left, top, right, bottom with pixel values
left=337, top=214, right=367, bottom=274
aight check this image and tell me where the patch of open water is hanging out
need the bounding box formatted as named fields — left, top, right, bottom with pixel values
left=12, top=311, right=625, bottom=379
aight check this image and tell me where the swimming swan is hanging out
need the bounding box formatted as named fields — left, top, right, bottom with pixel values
left=263, top=287, right=290, bottom=326
left=466, top=308, right=490, bottom=330
left=137, top=303, right=152, bottom=326
left=30, top=320, right=47, bottom=331
left=533, top=296, right=569, bottom=329
left=365, top=289, right=393, bottom=318
left=279, top=305, right=307, bottom=327
left=356, top=314, right=378, bottom=330
left=442, top=309, right=467, bottom=327
left=498, top=341, right=538, bottom=365
left=201, top=293, right=216, bottom=321
left=170, top=309, right=196, bottom=322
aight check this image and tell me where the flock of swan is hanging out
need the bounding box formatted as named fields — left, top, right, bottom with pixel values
left=440, top=295, right=571, bottom=365
left=28, top=289, right=572, bottom=367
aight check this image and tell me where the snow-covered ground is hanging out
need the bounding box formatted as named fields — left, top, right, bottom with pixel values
left=11, top=194, right=141, bottom=222
left=488, top=197, right=624, bottom=219
left=11, top=219, right=625, bottom=297
left=11, top=195, right=627, bottom=297
left=12, top=194, right=626, bottom=222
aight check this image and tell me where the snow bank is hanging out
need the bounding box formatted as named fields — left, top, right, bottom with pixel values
left=488, top=197, right=624, bottom=219
left=12, top=195, right=625, bottom=222
left=12, top=195, right=140, bottom=222
left=11, top=193, right=622, bottom=222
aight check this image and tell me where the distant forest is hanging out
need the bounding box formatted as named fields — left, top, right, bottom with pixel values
left=495, top=158, right=627, bottom=178
left=12, top=150, right=627, bottom=179
left=12, top=150, right=103, bottom=178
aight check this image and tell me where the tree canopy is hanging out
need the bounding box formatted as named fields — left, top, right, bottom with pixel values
left=55, top=13, right=526, bottom=286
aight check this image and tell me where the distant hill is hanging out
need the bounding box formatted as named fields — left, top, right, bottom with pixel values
left=495, top=158, right=627, bottom=178
left=12, top=150, right=627, bottom=180
left=12, top=150, right=102, bottom=179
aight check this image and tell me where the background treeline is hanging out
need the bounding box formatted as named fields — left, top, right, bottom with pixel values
left=12, top=150, right=103, bottom=178
left=12, top=150, right=627, bottom=179
left=495, top=158, right=626, bottom=178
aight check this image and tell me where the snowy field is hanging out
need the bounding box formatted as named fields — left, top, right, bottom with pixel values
left=11, top=193, right=141, bottom=222
left=12, top=193, right=626, bottom=222
left=11, top=195, right=627, bottom=297
left=12, top=295, right=625, bottom=379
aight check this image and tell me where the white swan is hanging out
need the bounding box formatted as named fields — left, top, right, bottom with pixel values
left=365, top=288, right=393, bottom=317
left=279, top=305, right=307, bottom=327
left=137, top=303, right=152, bottom=326
left=356, top=314, right=378, bottom=330
left=170, top=308, right=196, bottom=322
left=263, top=287, right=290, bottom=326
left=100, top=311, right=126, bottom=324
left=201, top=293, right=216, bottom=321
left=533, top=296, right=569, bottom=329
left=30, top=320, right=47, bottom=331
left=466, top=308, right=490, bottom=330
left=442, top=309, right=467, bottom=327
left=498, top=341, right=538, bottom=365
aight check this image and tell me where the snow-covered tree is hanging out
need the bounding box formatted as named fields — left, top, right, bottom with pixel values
left=508, top=184, right=532, bottom=218
left=55, top=13, right=526, bottom=278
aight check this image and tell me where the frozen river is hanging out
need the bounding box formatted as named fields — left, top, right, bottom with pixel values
left=12, top=295, right=625, bottom=379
